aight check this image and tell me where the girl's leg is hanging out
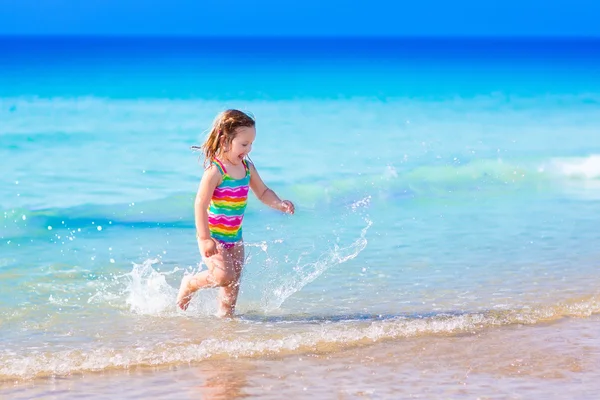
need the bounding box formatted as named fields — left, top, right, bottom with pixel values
left=177, top=242, right=227, bottom=310
left=177, top=242, right=245, bottom=313
left=217, top=243, right=245, bottom=317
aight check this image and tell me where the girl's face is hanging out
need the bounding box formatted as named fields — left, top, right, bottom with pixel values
left=224, top=126, right=256, bottom=165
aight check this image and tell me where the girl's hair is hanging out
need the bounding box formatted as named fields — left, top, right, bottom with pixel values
left=192, top=109, right=255, bottom=167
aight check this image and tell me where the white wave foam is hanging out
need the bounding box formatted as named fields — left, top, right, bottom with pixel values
left=2, top=296, right=600, bottom=380
left=550, top=155, right=600, bottom=179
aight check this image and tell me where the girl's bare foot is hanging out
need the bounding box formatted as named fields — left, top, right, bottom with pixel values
left=176, top=275, right=195, bottom=310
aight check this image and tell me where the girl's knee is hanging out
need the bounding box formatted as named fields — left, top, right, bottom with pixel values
left=210, top=271, right=237, bottom=287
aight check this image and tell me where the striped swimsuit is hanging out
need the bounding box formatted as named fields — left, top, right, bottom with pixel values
left=207, top=158, right=250, bottom=248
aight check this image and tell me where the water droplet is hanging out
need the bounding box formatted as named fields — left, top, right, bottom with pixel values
left=22, top=215, right=26, bottom=220
left=97, top=226, right=102, bottom=231
left=47, top=226, right=53, bottom=230
left=110, top=258, right=115, bottom=263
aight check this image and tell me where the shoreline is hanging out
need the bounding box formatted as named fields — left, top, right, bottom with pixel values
left=3, top=314, right=599, bottom=399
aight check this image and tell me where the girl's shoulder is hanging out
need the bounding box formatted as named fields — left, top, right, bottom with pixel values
left=209, top=158, right=227, bottom=175
left=203, top=163, right=225, bottom=183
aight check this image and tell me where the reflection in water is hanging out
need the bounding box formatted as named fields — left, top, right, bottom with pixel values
left=190, top=361, right=252, bottom=400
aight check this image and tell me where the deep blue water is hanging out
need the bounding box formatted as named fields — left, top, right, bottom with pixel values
left=1, top=37, right=599, bottom=99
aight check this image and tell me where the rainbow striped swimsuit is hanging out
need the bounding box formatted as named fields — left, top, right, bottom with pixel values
left=207, top=158, right=250, bottom=247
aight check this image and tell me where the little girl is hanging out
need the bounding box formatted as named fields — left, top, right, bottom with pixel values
left=177, top=109, right=294, bottom=317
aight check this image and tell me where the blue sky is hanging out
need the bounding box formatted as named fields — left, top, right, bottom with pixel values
left=0, top=0, right=598, bottom=37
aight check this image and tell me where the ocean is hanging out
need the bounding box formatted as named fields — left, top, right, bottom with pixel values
left=1, top=36, right=600, bottom=398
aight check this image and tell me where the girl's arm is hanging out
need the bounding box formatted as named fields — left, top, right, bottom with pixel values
left=195, top=165, right=222, bottom=257
left=249, top=163, right=294, bottom=214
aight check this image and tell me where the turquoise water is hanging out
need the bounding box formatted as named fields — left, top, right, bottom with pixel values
left=1, top=37, right=600, bottom=381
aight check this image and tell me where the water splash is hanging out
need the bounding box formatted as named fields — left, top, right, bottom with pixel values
left=262, top=218, right=372, bottom=311
left=118, top=259, right=220, bottom=317
left=85, top=258, right=191, bottom=315
left=247, top=197, right=373, bottom=311
left=124, top=258, right=180, bottom=316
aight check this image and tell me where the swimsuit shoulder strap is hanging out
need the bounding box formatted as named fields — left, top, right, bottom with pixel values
left=242, top=159, right=251, bottom=176
left=212, top=158, right=227, bottom=175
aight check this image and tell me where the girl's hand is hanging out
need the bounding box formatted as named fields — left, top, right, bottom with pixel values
left=280, top=200, right=295, bottom=215
left=199, top=238, right=218, bottom=258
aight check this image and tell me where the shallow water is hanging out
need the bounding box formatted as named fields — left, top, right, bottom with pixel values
left=1, top=37, right=600, bottom=395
